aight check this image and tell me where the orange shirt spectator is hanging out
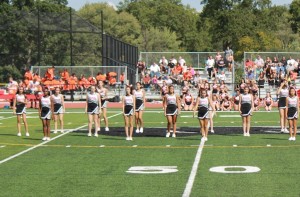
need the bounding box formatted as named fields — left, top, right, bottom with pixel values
left=109, top=77, right=116, bottom=85
left=68, top=74, right=77, bottom=90
left=33, top=74, right=41, bottom=82
left=45, top=66, right=55, bottom=80
left=119, top=72, right=125, bottom=84
left=175, top=64, right=183, bottom=74
left=24, top=69, right=33, bottom=80
left=183, top=71, right=192, bottom=81
left=60, top=69, right=70, bottom=81
left=96, top=72, right=106, bottom=81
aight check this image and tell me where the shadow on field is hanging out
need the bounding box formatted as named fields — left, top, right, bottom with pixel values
left=22, top=138, right=41, bottom=141
left=261, top=137, right=287, bottom=141
left=0, top=133, right=18, bottom=136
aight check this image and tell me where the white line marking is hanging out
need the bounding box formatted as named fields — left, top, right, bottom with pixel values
left=219, top=115, right=240, bottom=118
left=0, top=145, right=6, bottom=148
left=99, top=145, right=105, bottom=148
left=66, top=145, right=71, bottom=148
left=132, top=145, right=138, bottom=147
left=182, top=140, right=205, bottom=197
left=166, top=145, right=170, bottom=147
left=0, top=116, right=15, bottom=121
left=267, top=144, right=271, bottom=147
left=233, top=145, right=237, bottom=147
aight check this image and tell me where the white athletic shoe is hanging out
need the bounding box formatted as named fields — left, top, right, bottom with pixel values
left=243, top=133, right=246, bottom=136
left=281, top=128, right=284, bottom=133
left=42, top=137, right=47, bottom=141
left=61, top=130, right=64, bottom=133
left=205, top=137, right=208, bottom=141
left=201, top=137, right=206, bottom=141
left=166, top=132, right=170, bottom=138
left=88, top=133, right=92, bottom=137
left=136, top=129, right=140, bottom=133
left=284, top=128, right=289, bottom=133
left=294, top=137, right=296, bottom=141
left=172, top=133, right=176, bottom=138
left=53, top=130, right=58, bottom=134
left=94, top=133, right=98, bottom=137
left=17, top=133, right=21, bottom=137
left=126, top=137, right=130, bottom=141
left=211, top=130, right=215, bottom=133
left=247, top=133, right=250, bottom=137
left=47, top=137, right=51, bottom=141
left=25, top=132, right=30, bottom=137
left=105, top=127, right=109, bottom=132
left=289, top=137, right=293, bottom=141
left=129, top=137, right=133, bottom=141
left=139, top=128, right=143, bottom=133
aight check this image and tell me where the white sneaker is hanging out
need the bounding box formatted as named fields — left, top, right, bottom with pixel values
left=247, top=133, right=251, bottom=137
left=61, top=130, right=64, bottom=133
left=289, top=137, right=293, bottom=141
left=284, top=128, right=289, bottom=133
left=136, top=129, right=140, bottom=133
left=211, top=130, right=214, bottom=133
left=97, top=128, right=100, bottom=132
left=172, top=133, right=176, bottom=138
left=25, top=132, right=30, bottom=137
left=105, top=127, right=109, bottom=132
left=292, top=137, right=296, bottom=141
left=166, top=132, right=170, bottom=138
left=139, top=128, right=143, bottom=133
left=47, top=137, right=51, bottom=141
left=281, top=128, right=284, bottom=133
left=53, top=130, right=57, bottom=134
left=88, top=133, right=92, bottom=137
left=126, top=137, right=130, bottom=141
left=94, top=133, right=98, bottom=137
left=17, top=133, right=21, bottom=137
left=129, top=137, right=133, bottom=141
left=205, top=137, right=208, bottom=141
left=42, top=137, right=47, bottom=141
left=201, top=137, right=206, bottom=141
left=243, top=133, right=246, bottom=136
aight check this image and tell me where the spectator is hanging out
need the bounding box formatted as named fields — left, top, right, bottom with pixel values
left=96, top=72, right=106, bottom=82
left=159, top=56, right=168, bottom=74
left=217, top=71, right=226, bottom=83
left=286, top=56, right=296, bottom=73
left=206, top=56, right=214, bottom=79
left=137, top=60, right=146, bottom=80
left=142, top=73, right=151, bottom=91
left=24, top=68, right=33, bottom=81
left=119, top=72, right=125, bottom=86
left=224, top=46, right=233, bottom=59
left=149, top=62, right=160, bottom=78
left=172, top=63, right=183, bottom=75
left=165, top=75, right=173, bottom=85
left=215, top=52, right=222, bottom=63
left=178, top=56, right=186, bottom=67
left=217, top=56, right=226, bottom=72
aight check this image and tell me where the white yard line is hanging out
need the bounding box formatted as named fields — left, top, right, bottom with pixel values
left=182, top=140, right=205, bottom=197
left=0, top=112, right=122, bottom=165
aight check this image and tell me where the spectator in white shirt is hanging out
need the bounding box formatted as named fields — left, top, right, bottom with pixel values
left=286, top=56, right=297, bottom=73
left=206, top=56, right=215, bottom=79
left=217, top=71, right=226, bottom=83
left=149, top=62, right=161, bottom=78
left=254, top=55, right=264, bottom=68
left=178, top=56, right=186, bottom=67
left=159, top=56, right=168, bottom=74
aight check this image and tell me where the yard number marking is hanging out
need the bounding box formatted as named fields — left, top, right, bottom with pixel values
left=127, top=166, right=178, bottom=174
left=209, top=166, right=261, bottom=174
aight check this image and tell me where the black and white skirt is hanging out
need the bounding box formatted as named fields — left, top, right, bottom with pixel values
left=266, top=102, right=271, bottom=107
left=287, top=107, right=298, bottom=119
left=241, top=103, right=252, bottom=117
left=87, top=103, right=99, bottom=114
left=41, top=107, right=51, bottom=120
left=135, top=99, right=144, bottom=111
left=185, top=101, right=192, bottom=106
left=124, top=105, right=134, bottom=116
left=53, top=103, right=63, bottom=114
left=16, top=103, right=26, bottom=115
left=101, top=100, right=108, bottom=109
left=198, top=106, right=209, bottom=119
left=212, top=89, right=218, bottom=94
left=166, top=104, right=178, bottom=116
left=278, top=97, right=287, bottom=109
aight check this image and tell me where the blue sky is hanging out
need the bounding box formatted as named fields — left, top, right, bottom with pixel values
left=68, top=0, right=293, bottom=11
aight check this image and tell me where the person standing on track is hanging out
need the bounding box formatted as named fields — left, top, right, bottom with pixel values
left=194, top=89, right=214, bottom=141
left=239, top=86, right=254, bottom=136
left=39, top=88, right=52, bottom=141
left=277, top=80, right=289, bottom=133
left=134, top=82, right=145, bottom=134
left=97, top=81, right=109, bottom=132
left=163, top=85, right=180, bottom=138
left=85, top=86, right=101, bottom=137
left=123, top=86, right=135, bottom=141
left=51, top=87, right=65, bottom=134
left=286, top=87, right=298, bottom=141
left=13, top=86, right=29, bottom=137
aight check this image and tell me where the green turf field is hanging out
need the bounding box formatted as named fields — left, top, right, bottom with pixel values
left=0, top=108, right=299, bottom=197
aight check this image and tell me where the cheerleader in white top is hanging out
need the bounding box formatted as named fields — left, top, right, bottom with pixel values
left=253, top=94, right=260, bottom=111
left=13, top=87, right=29, bottom=137
left=286, top=88, right=299, bottom=141
left=51, top=87, right=65, bottom=134
left=239, top=86, right=254, bottom=136
left=97, top=81, right=109, bottom=132
left=39, top=88, right=52, bottom=141
left=264, top=92, right=273, bottom=112
left=85, top=86, right=101, bottom=137
left=276, top=80, right=289, bottom=132
left=134, top=82, right=145, bottom=134
left=194, top=89, right=214, bottom=141
left=163, top=85, right=180, bottom=138
left=123, top=86, right=135, bottom=140
left=183, top=89, right=194, bottom=111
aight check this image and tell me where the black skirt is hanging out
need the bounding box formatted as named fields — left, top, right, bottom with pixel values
left=240, top=89, right=244, bottom=94
left=53, top=103, right=63, bottom=114
left=101, top=100, right=108, bottom=108
left=234, top=101, right=239, bottom=105
left=241, top=103, right=252, bottom=117
left=87, top=103, right=99, bottom=114
left=287, top=107, right=298, bottom=119
left=41, top=107, right=51, bottom=120
left=266, top=103, right=271, bottom=107
left=212, top=89, right=218, bottom=94
left=185, top=101, right=192, bottom=106
left=124, top=105, right=133, bottom=116
left=166, top=104, right=177, bottom=116
left=16, top=103, right=26, bottom=115
left=278, top=97, right=287, bottom=109
left=198, top=106, right=209, bottom=119
left=135, top=99, right=144, bottom=111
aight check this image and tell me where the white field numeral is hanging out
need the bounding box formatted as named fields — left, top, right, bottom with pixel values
left=127, top=166, right=178, bottom=174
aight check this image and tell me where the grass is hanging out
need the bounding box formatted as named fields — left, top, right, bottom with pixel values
left=0, top=108, right=300, bottom=197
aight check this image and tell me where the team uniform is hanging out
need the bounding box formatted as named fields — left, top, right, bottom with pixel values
left=212, top=84, right=218, bottom=94
left=98, top=89, right=108, bottom=108
left=223, top=101, right=230, bottom=109
left=240, top=94, right=252, bottom=117
left=124, top=95, right=134, bottom=116
left=51, top=94, right=63, bottom=114
left=254, top=98, right=259, bottom=108
left=87, top=92, right=99, bottom=114
left=165, top=94, right=178, bottom=115
left=15, top=94, right=26, bottom=115
left=287, top=96, right=298, bottom=119
left=40, top=96, right=51, bottom=119
left=134, top=90, right=144, bottom=111
left=198, top=97, right=210, bottom=119
left=278, top=88, right=289, bottom=109
left=161, top=85, right=168, bottom=96
left=184, top=94, right=193, bottom=106
left=265, top=97, right=272, bottom=106
left=234, top=95, right=240, bottom=105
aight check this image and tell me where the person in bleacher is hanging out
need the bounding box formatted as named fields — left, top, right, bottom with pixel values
left=159, top=56, right=168, bottom=75
left=149, top=62, right=160, bottom=78
left=13, top=86, right=29, bottom=137
left=51, top=87, right=65, bottom=134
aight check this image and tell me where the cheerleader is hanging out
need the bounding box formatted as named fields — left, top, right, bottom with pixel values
left=211, top=94, right=220, bottom=111
left=39, top=88, right=52, bottom=141
left=253, top=94, right=260, bottom=111
left=13, top=87, right=29, bottom=137
left=239, top=86, right=254, bottom=136
left=85, top=86, right=101, bottom=137
left=239, top=78, right=246, bottom=94
left=97, top=81, right=109, bottom=132
left=164, top=85, right=180, bottom=138
left=51, top=87, right=65, bottom=134
left=211, top=80, right=219, bottom=95
left=160, top=81, right=168, bottom=98
left=194, top=89, right=214, bottom=141
left=264, top=92, right=273, bottom=111
left=221, top=96, right=231, bottom=111
left=276, top=81, right=289, bottom=132
left=134, top=82, right=145, bottom=133
left=123, top=86, right=135, bottom=140
left=286, top=88, right=298, bottom=141
left=183, top=89, right=194, bottom=111
left=233, top=90, right=240, bottom=111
